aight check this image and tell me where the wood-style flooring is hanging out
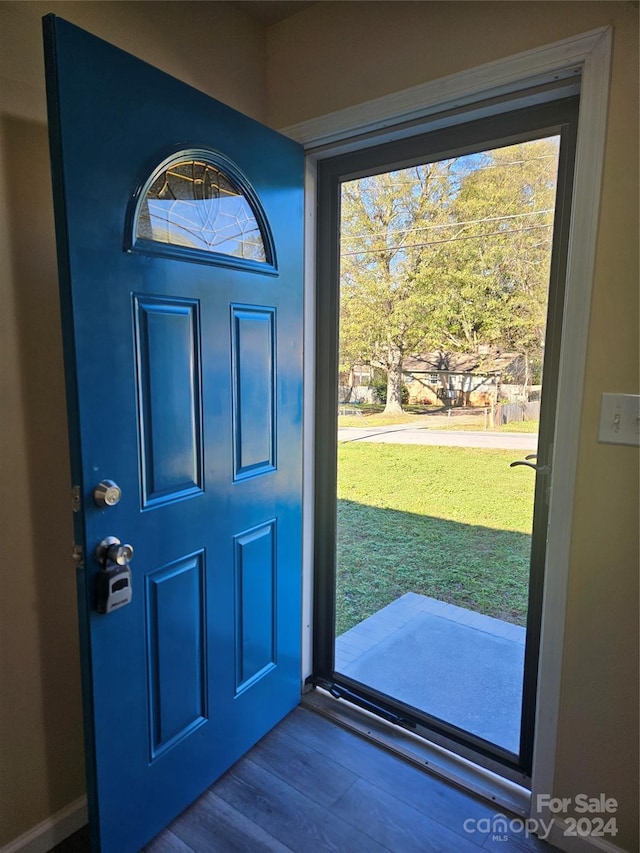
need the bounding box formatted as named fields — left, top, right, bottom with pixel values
left=54, top=705, right=550, bottom=852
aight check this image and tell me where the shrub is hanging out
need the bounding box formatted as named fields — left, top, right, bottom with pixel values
left=369, top=380, right=409, bottom=405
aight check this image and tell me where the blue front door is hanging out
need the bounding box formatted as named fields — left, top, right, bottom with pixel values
left=44, top=17, right=303, bottom=852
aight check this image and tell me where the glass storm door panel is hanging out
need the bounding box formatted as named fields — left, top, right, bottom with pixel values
left=44, top=17, right=303, bottom=853
left=334, top=136, right=561, bottom=756
left=313, top=98, right=578, bottom=778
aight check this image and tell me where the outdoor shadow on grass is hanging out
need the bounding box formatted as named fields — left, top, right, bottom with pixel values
left=336, top=499, right=532, bottom=636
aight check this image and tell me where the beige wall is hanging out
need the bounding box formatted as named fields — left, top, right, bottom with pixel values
left=0, top=1, right=265, bottom=845
left=1, top=0, right=638, bottom=849
left=268, top=2, right=639, bottom=849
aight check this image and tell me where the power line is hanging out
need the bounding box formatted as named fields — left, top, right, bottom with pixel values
left=340, top=208, right=555, bottom=242
left=344, top=152, right=560, bottom=190
left=340, top=223, right=553, bottom=257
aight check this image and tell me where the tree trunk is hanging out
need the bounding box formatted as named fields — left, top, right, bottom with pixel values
left=384, top=356, right=404, bottom=414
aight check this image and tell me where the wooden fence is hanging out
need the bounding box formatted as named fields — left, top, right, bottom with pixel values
left=496, top=401, right=541, bottom=424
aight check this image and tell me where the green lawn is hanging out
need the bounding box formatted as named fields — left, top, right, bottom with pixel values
left=338, top=410, right=539, bottom=432
left=496, top=419, right=539, bottom=433
left=429, top=419, right=540, bottom=433
left=336, top=443, right=535, bottom=635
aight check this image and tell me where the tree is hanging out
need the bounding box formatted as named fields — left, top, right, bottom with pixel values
left=428, top=139, right=559, bottom=395
left=339, top=138, right=560, bottom=411
left=339, top=161, right=457, bottom=413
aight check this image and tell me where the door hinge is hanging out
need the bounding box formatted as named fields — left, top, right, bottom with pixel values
left=71, top=485, right=81, bottom=513
left=71, top=543, right=84, bottom=569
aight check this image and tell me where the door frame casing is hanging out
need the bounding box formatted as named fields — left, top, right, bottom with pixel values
left=287, top=26, right=612, bottom=809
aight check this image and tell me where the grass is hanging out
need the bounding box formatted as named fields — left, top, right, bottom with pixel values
left=338, top=411, right=539, bottom=432
left=339, top=412, right=425, bottom=426
left=338, top=403, right=435, bottom=427
left=431, top=419, right=540, bottom=433
left=497, top=419, right=539, bottom=433
left=336, top=443, right=535, bottom=635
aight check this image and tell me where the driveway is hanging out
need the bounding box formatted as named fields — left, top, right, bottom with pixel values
left=338, top=425, right=538, bottom=452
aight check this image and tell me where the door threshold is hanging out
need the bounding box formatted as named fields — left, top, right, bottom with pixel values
left=301, top=687, right=531, bottom=818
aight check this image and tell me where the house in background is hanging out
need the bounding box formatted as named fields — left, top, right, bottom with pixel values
left=403, top=348, right=521, bottom=407
left=0, top=2, right=637, bottom=852
left=339, top=363, right=376, bottom=403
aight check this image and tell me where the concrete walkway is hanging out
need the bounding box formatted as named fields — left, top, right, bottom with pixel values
left=338, top=425, right=537, bottom=451
left=335, top=593, right=525, bottom=753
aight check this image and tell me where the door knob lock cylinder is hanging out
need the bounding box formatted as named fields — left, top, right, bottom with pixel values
left=95, top=536, right=134, bottom=614
left=93, top=480, right=122, bottom=508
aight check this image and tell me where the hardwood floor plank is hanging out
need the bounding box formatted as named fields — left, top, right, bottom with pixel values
left=282, top=707, right=495, bottom=833
left=170, top=789, right=292, bottom=853
left=54, top=705, right=542, bottom=853
left=482, top=826, right=552, bottom=851
left=332, top=776, right=484, bottom=853
left=213, top=755, right=388, bottom=852
left=143, top=827, right=195, bottom=852
left=250, top=722, right=359, bottom=807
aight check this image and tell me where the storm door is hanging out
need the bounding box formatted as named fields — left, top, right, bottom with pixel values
left=312, top=97, right=578, bottom=778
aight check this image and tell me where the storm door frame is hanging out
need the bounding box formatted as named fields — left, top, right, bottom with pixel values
left=310, top=96, right=579, bottom=781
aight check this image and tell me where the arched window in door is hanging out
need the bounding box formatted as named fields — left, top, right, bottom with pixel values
left=129, top=149, right=276, bottom=272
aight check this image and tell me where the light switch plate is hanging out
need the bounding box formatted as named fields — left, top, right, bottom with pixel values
left=598, top=393, right=640, bottom=446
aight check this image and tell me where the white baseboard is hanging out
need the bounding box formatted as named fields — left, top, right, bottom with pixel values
left=0, top=796, right=87, bottom=853
left=546, top=818, right=629, bottom=853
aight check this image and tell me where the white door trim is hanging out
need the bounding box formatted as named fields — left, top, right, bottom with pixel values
left=288, top=25, right=612, bottom=807
left=281, top=27, right=608, bottom=149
